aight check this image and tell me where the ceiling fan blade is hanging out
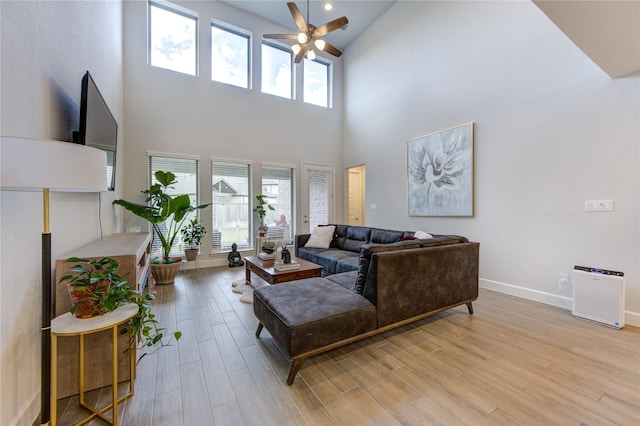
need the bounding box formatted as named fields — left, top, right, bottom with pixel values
left=287, top=2, right=308, bottom=33
left=294, top=44, right=306, bottom=63
left=313, top=16, right=348, bottom=37
left=319, top=41, right=343, bottom=58
left=264, top=34, right=297, bottom=40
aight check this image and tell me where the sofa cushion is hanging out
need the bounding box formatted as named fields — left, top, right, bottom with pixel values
left=343, top=226, right=372, bottom=252
left=336, top=255, right=360, bottom=273
left=296, top=246, right=325, bottom=264
left=370, top=229, right=405, bottom=244
left=413, top=230, right=433, bottom=239
left=326, top=270, right=358, bottom=292
left=355, top=241, right=421, bottom=296
left=305, top=225, right=336, bottom=249
left=253, top=278, right=376, bottom=357
left=331, top=224, right=349, bottom=249
left=308, top=248, right=353, bottom=275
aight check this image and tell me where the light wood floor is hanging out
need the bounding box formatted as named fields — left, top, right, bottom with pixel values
left=55, top=266, right=640, bottom=425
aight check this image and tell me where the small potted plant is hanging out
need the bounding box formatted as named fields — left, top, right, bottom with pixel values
left=181, top=218, right=206, bottom=261
left=58, top=257, right=118, bottom=318
left=114, top=171, right=211, bottom=284
left=253, top=194, right=275, bottom=237
left=58, top=256, right=181, bottom=356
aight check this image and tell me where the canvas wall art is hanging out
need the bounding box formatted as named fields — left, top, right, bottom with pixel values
left=408, top=122, right=474, bottom=216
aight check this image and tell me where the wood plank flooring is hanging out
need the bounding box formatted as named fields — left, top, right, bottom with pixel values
left=54, top=266, right=640, bottom=425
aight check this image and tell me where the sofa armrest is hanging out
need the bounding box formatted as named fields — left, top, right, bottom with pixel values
left=295, top=233, right=311, bottom=256
left=367, top=242, right=479, bottom=327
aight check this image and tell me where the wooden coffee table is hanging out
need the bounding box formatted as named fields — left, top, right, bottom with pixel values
left=245, top=255, right=323, bottom=285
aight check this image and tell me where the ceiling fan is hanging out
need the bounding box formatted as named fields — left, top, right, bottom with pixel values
left=264, top=1, right=349, bottom=63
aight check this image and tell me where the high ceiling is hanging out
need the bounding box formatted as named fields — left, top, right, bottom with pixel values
left=221, top=1, right=396, bottom=50
left=222, top=1, right=639, bottom=78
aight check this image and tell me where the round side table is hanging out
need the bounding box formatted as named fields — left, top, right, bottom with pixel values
left=51, top=303, right=138, bottom=426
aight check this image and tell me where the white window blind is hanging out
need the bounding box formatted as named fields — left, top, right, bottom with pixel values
left=149, top=155, right=199, bottom=257
left=211, top=160, right=252, bottom=251
left=262, top=166, right=294, bottom=243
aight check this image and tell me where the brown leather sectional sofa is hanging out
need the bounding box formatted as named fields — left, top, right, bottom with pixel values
left=253, top=225, right=480, bottom=385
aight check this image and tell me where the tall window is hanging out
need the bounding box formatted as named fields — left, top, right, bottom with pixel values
left=304, top=57, right=330, bottom=107
left=261, top=43, right=293, bottom=99
left=148, top=155, right=199, bottom=256
left=149, top=1, right=198, bottom=76
left=262, top=166, right=295, bottom=243
left=211, top=161, right=252, bottom=251
left=211, top=21, right=250, bottom=89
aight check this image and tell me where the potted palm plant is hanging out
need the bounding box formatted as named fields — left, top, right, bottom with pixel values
left=254, top=194, right=275, bottom=237
left=58, top=256, right=181, bottom=358
left=181, top=218, right=206, bottom=261
left=113, top=171, right=211, bottom=284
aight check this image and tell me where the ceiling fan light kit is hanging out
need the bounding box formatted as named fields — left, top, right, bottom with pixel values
left=264, top=1, right=348, bottom=63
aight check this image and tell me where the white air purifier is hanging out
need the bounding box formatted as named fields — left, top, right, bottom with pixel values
left=572, top=266, right=625, bottom=328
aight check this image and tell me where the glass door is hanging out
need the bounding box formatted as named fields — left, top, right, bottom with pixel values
left=302, top=164, right=334, bottom=233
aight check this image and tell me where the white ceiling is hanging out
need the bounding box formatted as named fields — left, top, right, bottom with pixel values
left=221, top=0, right=396, bottom=50
left=223, top=1, right=639, bottom=78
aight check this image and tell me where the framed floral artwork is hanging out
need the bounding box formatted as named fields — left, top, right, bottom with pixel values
left=408, top=122, right=474, bottom=216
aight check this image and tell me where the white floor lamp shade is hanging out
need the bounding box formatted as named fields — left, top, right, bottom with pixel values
left=0, top=136, right=107, bottom=426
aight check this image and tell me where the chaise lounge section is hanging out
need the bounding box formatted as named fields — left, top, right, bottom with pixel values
left=254, top=225, right=479, bottom=384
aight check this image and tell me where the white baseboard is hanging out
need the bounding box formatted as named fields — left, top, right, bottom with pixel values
left=480, top=278, right=640, bottom=328
left=180, top=258, right=236, bottom=270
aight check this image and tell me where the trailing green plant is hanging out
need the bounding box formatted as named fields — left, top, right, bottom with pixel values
left=59, top=257, right=181, bottom=359
left=181, top=218, right=206, bottom=248
left=113, top=171, right=211, bottom=260
left=253, top=194, right=275, bottom=229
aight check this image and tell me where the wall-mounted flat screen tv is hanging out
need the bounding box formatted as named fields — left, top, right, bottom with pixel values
left=74, top=71, right=118, bottom=190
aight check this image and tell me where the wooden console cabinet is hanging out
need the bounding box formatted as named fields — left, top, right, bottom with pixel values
left=53, top=232, right=151, bottom=398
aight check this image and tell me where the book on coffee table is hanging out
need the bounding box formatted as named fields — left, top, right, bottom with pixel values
left=274, top=261, right=300, bottom=271
left=258, top=252, right=276, bottom=260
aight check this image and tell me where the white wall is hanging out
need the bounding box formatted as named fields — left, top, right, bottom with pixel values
left=122, top=0, right=344, bottom=263
left=0, top=1, right=123, bottom=424
left=342, top=1, right=640, bottom=324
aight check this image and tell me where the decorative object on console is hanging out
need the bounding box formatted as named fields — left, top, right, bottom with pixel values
left=408, top=122, right=474, bottom=217
left=113, top=170, right=211, bottom=284
left=180, top=218, right=206, bottom=261
left=264, top=1, right=348, bottom=63
left=0, top=136, right=107, bottom=426
left=228, top=243, right=245, bottom=267
left=253, top=194, right=275, bottom=237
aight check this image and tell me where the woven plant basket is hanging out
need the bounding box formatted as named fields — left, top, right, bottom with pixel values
left=151, top=260, right=181, bottom=285
left=184, top=248, right=198, bottom=262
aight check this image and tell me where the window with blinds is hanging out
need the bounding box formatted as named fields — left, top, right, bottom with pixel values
left=148, top=155, right=199, bottom=257
left=211, top=160, right=252, bottom=251
left=262, top=166, right=294, bottom=243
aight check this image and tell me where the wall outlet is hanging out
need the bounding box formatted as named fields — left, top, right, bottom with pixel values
left=559, top=273, right=570, bottom=286
left=585, top=199, right=614, bottom=212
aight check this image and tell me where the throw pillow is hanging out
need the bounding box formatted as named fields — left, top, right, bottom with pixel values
left=414, top=230, right=433, bottom=239
left=304, top=225, right=336, bottom=249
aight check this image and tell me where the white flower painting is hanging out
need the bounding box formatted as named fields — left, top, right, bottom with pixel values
left=408, top=123, right=474, bottom=216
